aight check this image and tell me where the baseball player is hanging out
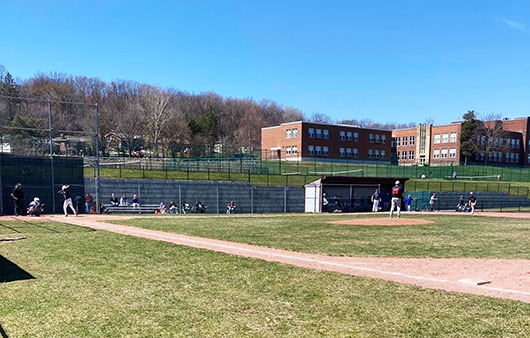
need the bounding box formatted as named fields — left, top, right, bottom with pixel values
left=469, top=192, right=477, bottom=214
left=389, top=180, right=404, bottom=219
left=58, top=185, right=77, bottom=217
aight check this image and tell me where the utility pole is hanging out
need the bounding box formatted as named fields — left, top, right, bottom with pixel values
left=48, top=101, right=56, bottom=213
left=95, top=103, right=100, bottom=213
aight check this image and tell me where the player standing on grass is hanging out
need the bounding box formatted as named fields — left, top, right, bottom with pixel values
left=389, top=180, right=404, bottom=219
left=11, top=183, right=24, bottom=216
left=58, top=185, right=77, bottom=217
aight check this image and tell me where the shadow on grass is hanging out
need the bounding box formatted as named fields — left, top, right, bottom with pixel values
left=0, top=255, right=34, bottom=283
left=0, top=323, right=7, bottom=338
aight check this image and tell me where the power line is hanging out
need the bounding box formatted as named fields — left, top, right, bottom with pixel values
left=0, top=94, right=97, bottom=106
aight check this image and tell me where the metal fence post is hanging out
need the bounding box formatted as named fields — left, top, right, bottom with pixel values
left=250, top=186, right=254, bottom=214
left=284, top=186, right=287, bottom=213
left=216, top=184, right=219, bottom=214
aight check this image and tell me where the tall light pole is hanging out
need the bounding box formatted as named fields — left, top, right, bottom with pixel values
left=95, top=103, right=100, bottom=213
left=48, top=101, right=56, bottom=212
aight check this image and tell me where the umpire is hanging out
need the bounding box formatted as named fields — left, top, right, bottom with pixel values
left=11, top=183, right=24, bottom=216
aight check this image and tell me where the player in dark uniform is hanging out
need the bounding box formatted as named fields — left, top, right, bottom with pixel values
left=11, top=183, right=24, bottom=216
left=58, top=185, right=77, bottom=217
left=469, top=192, right=477, bottom=214
left=389, top=180, right=404, bottom=219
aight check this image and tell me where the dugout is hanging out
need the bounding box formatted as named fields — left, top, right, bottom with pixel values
left=304, top=176, right=408, bottom=213
left=0, top=154, right=84, bottom=215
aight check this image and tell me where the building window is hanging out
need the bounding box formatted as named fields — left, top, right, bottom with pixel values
left=375, top=150, right=380, bottom=158
left=511, top=152, right=515, bottom=162
left=322, top=146, right=329, bottom=156
left=315, top=146, right=322, bottom=155
left=396, top=137, right=401, bottom=147
left=285, top=129, right=292, bottom=138
left=369, top=133, right=374, bottom=143
left=346, top=148, right=352, bottom=157
left=340, top=131, right=345, bottom=140
left=375, top=134, right=380, bottom=144
left=401, top=151, right=407, bottom=160
left=308, top=145, right=314, bottom=155
left=381, top=135, right=386, bottom=144
left=402, top=136, right=408, bottom=146
left=346, top=131, right=352, bottom=141
left=308, top=128, right=314, bottom=138
left=449, top=148, right=456, bottom=158
left=286, top=146, right=291, bottom=155
left=433, top=149, right=440, bottom=159
left=391, top=137, right=396, bottom=147
left=381, top=150, right=386, bottom=159
left=368, top=149, right=373, bottom=158
left=323, top=129, right=329, bottom=139
left=512, top=139, right=516, bottom=149
left=353, top=132, right=359, bottom=141
left=339, top=148, right=345, bottom=157
left=450, top=132, right=457, bottom=143
left=408, top=151, right=414, bottom=160
left=434, top=134, right=440, bottom=144
left=442, top=133, right=449, bottom=143
left=409, top=136, right=415, bottom=146
left=292, top=146, right=297, bottom=155
left=505, top=153, right=509, bottom=162
left=517, top=139, right=520, bottom=149
left=397, top=151, right=400, bottom=159
left=316, top=129, right=322, bottom=139
left=353, top=148, right=358, bottom=157
left=441, top=148, right=448, bottom=158
left=292, top=128, right=298, bottom=138
left=481, top=136, right=486, bottom=145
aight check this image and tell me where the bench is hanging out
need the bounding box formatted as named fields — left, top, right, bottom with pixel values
left=103, top=204, right=160, bottom=214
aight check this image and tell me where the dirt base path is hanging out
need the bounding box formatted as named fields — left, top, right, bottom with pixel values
left=38, top=214, right=530, bottom=304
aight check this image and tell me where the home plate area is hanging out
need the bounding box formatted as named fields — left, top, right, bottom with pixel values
left=328, top=217, right=434, bottom=226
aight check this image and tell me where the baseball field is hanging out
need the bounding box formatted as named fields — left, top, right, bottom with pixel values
left=1, top=212, right=530, bottom=337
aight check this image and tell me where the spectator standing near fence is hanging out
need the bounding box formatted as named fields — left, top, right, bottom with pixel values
left=469, top=192, right=477, bottom=214
left=74, top=194, right=84, bottom=214
left=371, top=189, right=381, bottom=212
left=58, top=185, right=77, bottom=217
left=429, top=193, right=438, bottom=212
left=11, top=183, right=24, bottom=216
left=84, top=193, right=94, bottom=214
left=405, top=195, right=414, bottom=212
left=389, top=181, right=404, bottom=219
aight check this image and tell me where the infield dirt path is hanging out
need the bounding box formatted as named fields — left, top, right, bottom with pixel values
left=30, top=213, right=530, bottom=304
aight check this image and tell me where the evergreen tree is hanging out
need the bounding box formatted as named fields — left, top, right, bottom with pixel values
left=460, top=110, right=482, bottom=165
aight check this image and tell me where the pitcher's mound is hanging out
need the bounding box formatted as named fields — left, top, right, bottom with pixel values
left=328, top=217, right=434, bottom=226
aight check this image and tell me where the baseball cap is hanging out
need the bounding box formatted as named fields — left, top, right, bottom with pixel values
left=62, top=185, right=69, bottom=190
left=395, top=180, right=400, bottom=185
left=470, top=192, right=473, bottom=194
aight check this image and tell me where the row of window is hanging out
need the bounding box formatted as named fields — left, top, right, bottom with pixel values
left=285, top=128, right=298, bottom=139
left=476, top=136, right=520, bottom=149
left=308, top=128, right=329, bottom=139
left=396, top=151, right=415, bottom=160
left=433, top=133, right=458, bottom=144
left=477, top=152, right=520, bottom=163
left=368, top=133, right=386, bottom=144
left=433, top=148, right=457, bottom=159
left=307, top=145, right=329, bottom=156
left=339, top=130, right=359, bottom=141
left=392, top=136, right=415, bottom=147
left=285, top=146, right=298, bottom=155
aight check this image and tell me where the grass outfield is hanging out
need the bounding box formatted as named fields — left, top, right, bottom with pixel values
left=1, top=220, right=530, bottom=336
left=115, top=214, right=530, bottom=259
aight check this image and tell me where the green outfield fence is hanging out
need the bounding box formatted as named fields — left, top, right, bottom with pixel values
left=80, top=156, right=530, bottom=195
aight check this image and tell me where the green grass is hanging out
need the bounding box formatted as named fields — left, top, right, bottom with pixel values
left=117, top=214, right=530, bottom=258
left=1, top=219, right=530, bottom=337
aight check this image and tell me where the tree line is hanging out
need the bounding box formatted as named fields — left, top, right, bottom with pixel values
left=0, top=65, right=419, bottom=157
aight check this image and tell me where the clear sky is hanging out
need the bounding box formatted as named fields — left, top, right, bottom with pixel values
left=1, top=0, right=529, bottom=124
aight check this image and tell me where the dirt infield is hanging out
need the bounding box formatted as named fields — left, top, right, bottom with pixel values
left=27, top=214, right=529, bottom=304
left=328, top=217, right=434, bottom=226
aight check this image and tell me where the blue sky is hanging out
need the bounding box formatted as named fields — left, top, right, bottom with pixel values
left=1, top=0, right=529, bottom=124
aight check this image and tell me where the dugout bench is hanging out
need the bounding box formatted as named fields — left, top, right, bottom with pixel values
left=103, top=204, right=160, bottom=214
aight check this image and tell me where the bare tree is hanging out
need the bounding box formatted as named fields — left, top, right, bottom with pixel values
left=140, top=85, right=172, bottom=157
left=478, top=113, right=507, bottom=165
